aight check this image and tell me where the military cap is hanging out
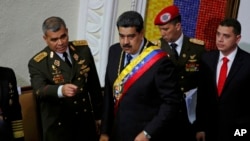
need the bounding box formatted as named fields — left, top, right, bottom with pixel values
left=154, top=5, right=180, bottom=25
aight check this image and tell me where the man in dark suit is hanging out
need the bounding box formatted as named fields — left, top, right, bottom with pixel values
left=0, top=67, right=25, bottom=141
left=153, top=5, right=206, bottom=141
left=28, top=16, right=103, bottom=141
left=195, top=18, right=250, bottom=141
left=99, top=11, right=183, bottom=141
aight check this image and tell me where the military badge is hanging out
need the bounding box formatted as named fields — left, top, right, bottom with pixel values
left=186, top=54, right=199, bottom=72
left=73, top=54, right=79, bottom=61
left=53, top=74, right=65, bottom=84
left=70, top=45, right=76, bottom=51
left=52, top=65, right=64, bottom=84
left=50, top=51, right=54, bottom=58
left=54, top=60, right=60, bottom=67
left=78, top=59, right=85, bottom=64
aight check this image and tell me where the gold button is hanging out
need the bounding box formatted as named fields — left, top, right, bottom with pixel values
left=74, top=101, right=77, bottom=104
left=181, top=87, right=184, bottom=91
left=181, top=76, right=184, bottom=79
left=84, top=109, right=87, bottom=112
left=82, top=98, right=86, bottom=102
left=58, top=122, right=61, bottom=125
left=80, top=88, right=83, bottom=91
left=78, top=77, right=81, bottom=80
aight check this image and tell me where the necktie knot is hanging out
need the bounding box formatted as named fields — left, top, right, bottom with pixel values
left=222, top=57, right=229, bottom=63
left=170, top=43, right=178, bottom=49
left=63, top=52, right=68, bottom=57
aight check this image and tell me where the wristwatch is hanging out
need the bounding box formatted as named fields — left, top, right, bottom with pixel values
left=143, top=130, right=151, bottom=139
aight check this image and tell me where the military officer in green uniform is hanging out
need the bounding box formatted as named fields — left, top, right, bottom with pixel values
left=28, top=16, right=103, bottom=141
left=0, top=67, right=25, bottom=141
left=153, top=5, right=206, bottom=141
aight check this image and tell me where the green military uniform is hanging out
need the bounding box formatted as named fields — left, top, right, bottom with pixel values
left=0, top=67, right=25, bottom=141
left=28, top=40, right=103, bottom=141
left=154, top=36, right=205, bottom=93
left=153, top=36, right=205, bottom=141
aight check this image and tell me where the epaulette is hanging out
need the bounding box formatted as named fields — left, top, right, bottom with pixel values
left=72, top=40, right=88, bottom=46
left=151, top=39, right=161, bottom=47
left=189, top=38, right=205, bottom=45
left=33, top=52, right=47, bottom=62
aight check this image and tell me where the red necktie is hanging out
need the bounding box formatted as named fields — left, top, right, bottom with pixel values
left=217, top=57, right=229, bottom=96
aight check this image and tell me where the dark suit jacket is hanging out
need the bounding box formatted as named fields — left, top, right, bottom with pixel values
left=0, top=67, right=24, bottom=141
left=100, top=38, right=183, bottom=141
left=195, top=48, right=250, bottom=141
left=28, top=40, right=103, bottom=141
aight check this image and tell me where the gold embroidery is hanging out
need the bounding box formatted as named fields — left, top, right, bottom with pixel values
left=72, top=40, right=88, bottom=46
left=34, top=52, right=47, bottom=62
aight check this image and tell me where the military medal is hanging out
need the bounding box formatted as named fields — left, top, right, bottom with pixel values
left=186, top=54, right=199, bottom=72
left=52, top=65, right=64, bottom=84
left=113, top=83, right=123, bottom=102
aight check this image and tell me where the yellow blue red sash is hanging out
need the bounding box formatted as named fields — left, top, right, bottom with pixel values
left=113, top=46, right=167, bottom=114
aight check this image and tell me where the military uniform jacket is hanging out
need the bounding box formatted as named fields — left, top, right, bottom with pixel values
left=0, top=67, right=24, bottom=141
left=159, top=36, right=205, bottom=93
left=28, top=40, right=103, bottom=141
left=157, top=36, right=206, bottom=140
left=101, top=38, right=183, bottom=141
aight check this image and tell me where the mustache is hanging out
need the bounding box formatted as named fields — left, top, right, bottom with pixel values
left=122, top=44, right=131, bottom=48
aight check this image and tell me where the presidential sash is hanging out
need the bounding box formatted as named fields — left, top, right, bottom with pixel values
left=113, top=46, right=167, bottom=114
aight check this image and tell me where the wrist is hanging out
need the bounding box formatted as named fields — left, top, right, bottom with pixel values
left=143, top=130, right=151, bottom=139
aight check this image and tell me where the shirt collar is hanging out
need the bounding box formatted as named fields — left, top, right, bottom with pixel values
left=219, top=47, right=237, bottom=62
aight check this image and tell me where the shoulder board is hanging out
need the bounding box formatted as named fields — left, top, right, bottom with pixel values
left=72, top=40, right=88, bottom=46
left=189, top=38, right=205, bottom=45
left=151, top=39, right=161, bottom=47
left=33, top=52, right=47, bottom=62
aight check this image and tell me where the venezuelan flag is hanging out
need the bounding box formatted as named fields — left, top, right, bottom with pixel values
left=145, top=0, right=227, bottom=50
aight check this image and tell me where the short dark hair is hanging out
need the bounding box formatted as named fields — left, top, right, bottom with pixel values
left=219, top=18, right=241, bottom=35
left=42, top=16, right=67, bottom=35
left=168, top=15, right=181, bottom=25
left=116, top=11, right=144, bottom=33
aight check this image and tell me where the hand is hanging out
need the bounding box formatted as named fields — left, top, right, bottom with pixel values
left=62, top=84, right=78, bottom=97
left=134, top=131, right=149, bottom=141
left=95, top=120, right=101, bottom=135
left=196, top=131, right=205, bottom=141
left=99, top=134, right=109, bottom=141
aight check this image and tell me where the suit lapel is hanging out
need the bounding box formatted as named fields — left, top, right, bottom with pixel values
left=179, top=36, right=191, bottom=64
left=223, top=49, right=243, bottom=90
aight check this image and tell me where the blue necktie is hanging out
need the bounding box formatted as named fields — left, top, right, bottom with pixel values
left=126, top=54, right=132, bottom=66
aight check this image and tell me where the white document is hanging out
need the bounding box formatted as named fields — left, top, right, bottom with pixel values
left=184, top=88, right=197, bottom=124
